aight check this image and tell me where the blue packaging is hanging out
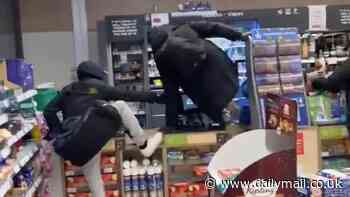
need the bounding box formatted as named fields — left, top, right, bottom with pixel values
left=285, top=93, right=309, bottom=126
left=123, top=169, right=132, bottom=193
left=6, top=59, right=34, bottom=91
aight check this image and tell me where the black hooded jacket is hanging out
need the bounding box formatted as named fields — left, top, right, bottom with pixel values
left=44, top=61, right=158, bottom=139
left=312, top=58, right=350, bottom=128
left=148, top=21, right=243, bottom=126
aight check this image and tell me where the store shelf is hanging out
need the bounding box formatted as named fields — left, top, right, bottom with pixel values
left=0, top=177, right=13, bottom=197
left=0, top=124, right=34, bottom=159
left=0, top=143, right=39, bottom=196
left=15, top=143, right=39, bottom=173
left=169, top=175, right=206, bottom=185
left=0, top=114, right=9, bottom=126
left=113, top=50, right=142, bottom=55
left=25, top=175, right=43, bottom=197
left=168, top=159, right=208, bottom=166
left=302, top=57, right=348, bottom=64
left=66, top=182, right=117, bottom=193
left=322, top=153, right=350, bottom=159
left=16, top=90, right=38, bottom=103
left=65, top=166, right=116, bottom=177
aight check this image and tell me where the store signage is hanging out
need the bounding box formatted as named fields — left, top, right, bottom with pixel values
left=221, top=7, right=308, bottom=32
left=105, top=15, right=145, bottom=43
left=327, top=5, right=350, bottom=30
left=308, top=5, right=327, bottom=31
left=151, top=13, right=170, bottom=27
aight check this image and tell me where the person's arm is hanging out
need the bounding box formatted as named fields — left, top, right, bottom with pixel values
left=100, top=84, right=162, bottom=103
left=312, top=59, right=350, bottom=92
left=189, top=21, right=244, bottom=41
left=43, top=93, right=64, bottom=140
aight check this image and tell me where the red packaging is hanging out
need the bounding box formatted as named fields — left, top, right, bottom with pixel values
left=66, top=176, right=88, bottom=188
left=192, top=165, right=208, bottom=177
left=101, top=155, right=116, bottom=166
left=102, top=174, right=118, bottom=183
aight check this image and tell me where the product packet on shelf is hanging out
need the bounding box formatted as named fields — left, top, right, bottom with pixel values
left=254, top=57, right=278, bottom=74
left=308, top=93, right=347, bottom=125
left=278, top=40, right=301, bottom=56
left=279, top=56, right=302, bottom=73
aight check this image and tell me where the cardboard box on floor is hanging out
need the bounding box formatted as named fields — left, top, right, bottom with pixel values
left=0, top=59, right=23, bottom=92
left=297, top=127, right=321, bottom=175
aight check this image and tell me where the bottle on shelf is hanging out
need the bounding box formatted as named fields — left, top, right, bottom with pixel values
left=131, top=168, right=140, bottom=197
left=147, top=167, right=157, bottom=197
left=124, top=169, right=132, bottom=197
left=138, top=167, right=148, bottom=197
left=155, top=166, right=164, bottom=197
left=301, top=37, right=309, bottom=59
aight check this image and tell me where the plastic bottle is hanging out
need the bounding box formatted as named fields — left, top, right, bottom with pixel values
left=152, top=160, right=160, bottom=167
left=155, top=167, right=164, bottom=197
left=147, top=167, right=157, bottom=197
left=138, top=167, right=148, bottom=197
left=142, top=159, right=151, bottom=167
left=124, top=169, right=132, bottom=197
left=131, top=168, right=140, bottom=197
left=123, top=160, right=131, bottom=169
left=131, top=160, right=139, bottom=168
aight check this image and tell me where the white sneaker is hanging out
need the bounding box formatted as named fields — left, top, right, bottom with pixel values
left=140, top=132, right=163, bottom=157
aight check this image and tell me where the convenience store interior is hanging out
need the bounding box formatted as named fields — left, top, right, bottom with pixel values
left=1, top=0, right=350, bottom=197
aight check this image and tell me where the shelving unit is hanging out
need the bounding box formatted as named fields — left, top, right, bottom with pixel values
left=0, top=87, right=50, bottom=197
left=111, top=126, right=245, bottom=197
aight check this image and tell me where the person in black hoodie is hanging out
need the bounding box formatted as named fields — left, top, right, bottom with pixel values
left=312, top=57, right=350, bottom=126
left=148, top=21, right=246, bottom=129
left=44, top=61, right=163, bottom=197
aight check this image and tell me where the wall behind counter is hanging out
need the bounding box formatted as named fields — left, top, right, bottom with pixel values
left=20, top=0, right=74, bottom=89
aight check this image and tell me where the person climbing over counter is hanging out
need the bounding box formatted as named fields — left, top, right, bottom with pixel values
left=148, top=21, right=249, bottom=130
left=44, top=61, right=163, bottom=197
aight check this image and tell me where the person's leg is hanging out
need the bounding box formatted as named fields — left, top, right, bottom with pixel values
left=81, top=152, right=105, bottom=197
left=110, top=101, right=147, bottom=146
left=110, top=100, right=163, bottom=157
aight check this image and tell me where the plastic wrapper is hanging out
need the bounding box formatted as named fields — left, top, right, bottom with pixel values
left=6, top=59, right=34, bottom=91
left=281, top=84, right=305, bottom=94
left=253, top=40, right=277, bottom=57
left=308, top=93, right=347, bottom=125
left=255, top=74, right=279, bottom=85
left=254, top=57, right=278, bottom=74
left=257, top=85, right=281, bottom=96
left=280, top=73, right=304, bottom=85
left=278, top=40, right=301, bottom=56
left=284, top=93, right=309, bottom=126
left=279, top=56, right=302, bottom=73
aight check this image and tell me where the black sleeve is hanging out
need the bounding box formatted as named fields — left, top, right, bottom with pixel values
left=43, top=93, right=64, bottom=140
left=189, top=21, right=243, bottom=41
left=312, top=59, right=350, bottom=92
left=99, top=84, right=160, bottom=103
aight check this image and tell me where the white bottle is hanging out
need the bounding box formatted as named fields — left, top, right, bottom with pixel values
left=131, top=160, right=139, bottom=168
left=152, top=160, right=160, bottom=167
left=147, top=167, right=157, bottom=197
left=138, top=167, right=148, bottom=197
left=131, top=168, right=140, bottom=197
left=142, top=159, right=151, bottom=167
left=123, top=169, right=132, bottom=197
left=155, top=167, right=164, bottom=197
left=123, top=160, right=131, bottom=169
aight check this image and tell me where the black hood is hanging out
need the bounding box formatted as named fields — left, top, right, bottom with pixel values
left=148, top=25, right=174, bottom=52
left=77, top=61, right=106, bottom=81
